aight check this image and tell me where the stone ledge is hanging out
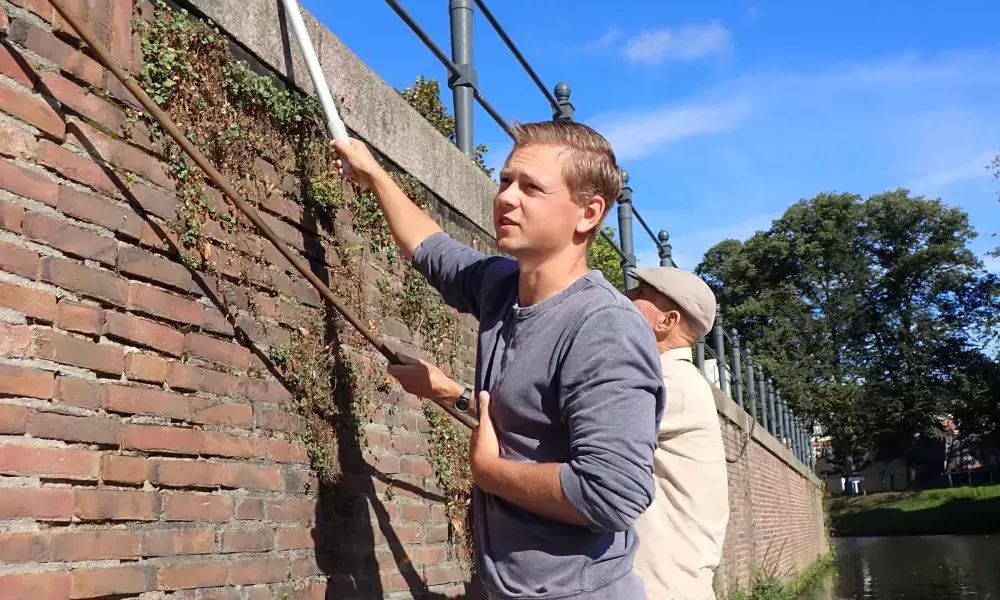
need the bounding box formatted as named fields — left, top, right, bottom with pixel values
left=712, top=385, right=823, bottom=487
left=185, top=0, right=496, bottom=239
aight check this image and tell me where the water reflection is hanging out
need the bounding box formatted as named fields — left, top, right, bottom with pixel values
left=808, top=536, right=1000, bottom=599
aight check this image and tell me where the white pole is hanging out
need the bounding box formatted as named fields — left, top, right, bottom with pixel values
left=280, top=0, right=349, bottom=142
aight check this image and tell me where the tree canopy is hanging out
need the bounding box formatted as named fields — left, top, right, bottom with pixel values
left=696, top=189, right=1000, bottom=476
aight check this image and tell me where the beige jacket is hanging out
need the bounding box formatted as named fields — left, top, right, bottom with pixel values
left=634, top=347, right=729, bottom=600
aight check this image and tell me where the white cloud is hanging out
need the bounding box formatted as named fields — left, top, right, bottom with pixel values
left=622, top=22, right=732, bottom=66
left=983, top=253, right=1000, bottom=273
left=906, top=150, right=997, bottom=194
left=581, top=28, right=623, bottom=53
left=587, top=99, right=752, bottom=162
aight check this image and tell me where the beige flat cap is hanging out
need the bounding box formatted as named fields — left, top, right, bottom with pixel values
left=631, top=267, right=717, bottom=338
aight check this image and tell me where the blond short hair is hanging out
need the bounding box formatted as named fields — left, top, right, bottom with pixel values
left=510, top=121, right=621, bottom=235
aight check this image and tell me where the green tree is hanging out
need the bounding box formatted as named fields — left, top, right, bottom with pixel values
left=588, top=226, right=625, bottom=291
left=697, top=189, right=999, bottom=479
left=399, top=76, right=493, bottom=177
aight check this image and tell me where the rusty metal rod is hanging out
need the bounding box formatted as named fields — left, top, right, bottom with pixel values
left=47, top=0, right=477, bottom=430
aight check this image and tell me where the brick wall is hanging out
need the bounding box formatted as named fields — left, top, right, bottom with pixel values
left=0, top=1, right=826, bottom=599
left=714, top=388, right=828, bottom=595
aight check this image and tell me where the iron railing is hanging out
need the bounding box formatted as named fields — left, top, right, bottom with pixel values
left=382, top=0, right=814, bottom=471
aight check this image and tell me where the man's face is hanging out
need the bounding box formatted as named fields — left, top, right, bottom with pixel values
left=494, top=145, right=589, bottom=257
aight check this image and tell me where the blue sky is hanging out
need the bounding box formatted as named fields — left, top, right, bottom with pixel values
left=304, top=1, right=1000, bottom=272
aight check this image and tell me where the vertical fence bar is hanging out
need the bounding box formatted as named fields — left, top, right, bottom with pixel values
left=449, top=0, right=475, bottom=156
left=767, top=378, right=778, bottom=438
left=745, top=349, right=757, bottom=422
left=658, top=230, right=673, bottom=267
left=780, top=392, right=790, bottom=449
left=773, top=384, right=784, bottom=444
left=553, top=82, right=574, bottom=121
left=794, top=416, right=802, bottom=462
left=757, top=365, right=768, bottom=433
left=617, top=171, right=636, bottom=290
left=696, top=338, right=706, bottom=375
left=731, top=329, right=744, bottom=410
left=713, top=308, right=728, bottom=396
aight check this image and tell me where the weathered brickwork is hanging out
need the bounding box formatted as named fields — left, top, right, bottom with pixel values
left=714, top=390, right=828, bottom=595
left=0, top=0, right=825, bottom=598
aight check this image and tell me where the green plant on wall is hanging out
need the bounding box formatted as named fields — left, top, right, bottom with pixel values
left=399, top=76, right=494, bottom=177
left=138, top=1, right=475, bottom=562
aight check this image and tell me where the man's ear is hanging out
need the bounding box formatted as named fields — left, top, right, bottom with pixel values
left=576, top=194, right=607, bottom=236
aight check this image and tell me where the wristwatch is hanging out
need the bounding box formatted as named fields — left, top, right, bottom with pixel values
left=455, top=386, right=473, bottom=413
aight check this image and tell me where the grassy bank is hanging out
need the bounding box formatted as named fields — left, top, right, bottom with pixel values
left=726, top=553, right=835, bottom=600
left=828, top=483, right=1000, bottom=536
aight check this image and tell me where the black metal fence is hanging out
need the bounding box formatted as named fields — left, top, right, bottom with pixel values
left=382, top=0, right=815, bottom=471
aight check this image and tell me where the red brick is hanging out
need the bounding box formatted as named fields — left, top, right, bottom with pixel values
left=268, top=439, right=309, bottom=464
left=0, top=364, right=54, bottom=399
left=51, top=0, right=110, bottom=47
left=37, top=140, right=120, bottom=195
left=71, top=565, right=152, bottom=599
left=221, top=528, right=274, bottom=553
left=0, top=322, right=30, bottom=357
left=108, top=0, right=132, bottom=68
left=157, top=561, right=229, bottom=590
left=74, top=489, right=157, bottom=521
left=0, top=240, right=40, bottom=279
left=276, top=527, right=313, bottom=550
left=0, top=159, right=59, bottom=206
left=129, top=181, right=178, bottom=220
left=229, top=558, right=288, bottom=585
left=20, top=0, right=53, bottom=22
left=67, top=118, right=173, bottom=190
left=55, top=375, right=99, bottom=408
left=0, top=487, right=73, bottom=519
left=402, top=503, right=431, bottom=521
left=57, top=185, right=143, bottom=239
left=51, top=530, right=139, bottom=561
left=40, top=256, right=130, bottom=307
left=128, top=283, right=205, bottom=326
left=256, top=408, right=302, bottom=433
left=22, top=211, right=117, bottom=265
left=118, top=246, right=198, bottom=293
left=101, top=454, right=148, bottom=485
left=282, top=469, right=317, bottom=494
left=202, top=431, right=266, bottom=459
left=9, top=20, right=102, bottom=86
left=137, top=219, right=181, bottom=252
left=267, top=498, right=315, bottom=523
left=0, top=119, right=39, bottom=160
left=103, top=311, right=185, bottom=356
left=223, top=463, right=282, bottom=491
left=0, top=572, right=71, bottom=600
left=0, top=79, right=65, bottom=139
left=401, top=457, right=433, bottom=477
left=41, top=71, right=122, bottom=134
left=236, top=498, right=264, bottom=520
left=33, top=329, right=124, bottom=374
left=185, top=333, right=251, bottom=369
left=121, top=424, right=202, bottom=454
left=192, top=402, right=252, bottom=426
left=56, top=301, right=102, bottom=334
left=0, top=44, right=35, bottom=88
left=0, top=532, right=50, bottom=562
left=124, top=352, right=169, bottom=382
left=0, top=281, right=55, bottom=322
left=168, top=362, right=240, bottom=396
left=0, top=403, right=28, bottom=433
left=140, top=528, right=214, bottom=557
left=0, top=198, right=24, bottom=233
left=243, top=378, right=293, bottom=405
left=28, top=411, right=120, bottom=445
left=149, top=458, right=222, bottom=489
left=162, top=492, right=232, bottom=522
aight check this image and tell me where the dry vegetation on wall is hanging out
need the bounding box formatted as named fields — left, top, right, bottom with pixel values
left=136, top=0, right=474, bottom=563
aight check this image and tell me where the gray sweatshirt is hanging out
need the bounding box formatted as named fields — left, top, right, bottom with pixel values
left=413, top=232, right=666, bottom=600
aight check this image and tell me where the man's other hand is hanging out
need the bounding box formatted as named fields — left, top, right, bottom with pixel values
left=470, top=391, right=501, bottom=486
left=331, top=137, right=384, bottom=190
left=387, top=355, right=465, bottom=403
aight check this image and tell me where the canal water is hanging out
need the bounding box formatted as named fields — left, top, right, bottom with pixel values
left=808, top=535, right=1000, bottom=599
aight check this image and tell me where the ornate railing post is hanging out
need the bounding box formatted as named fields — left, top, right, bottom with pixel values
left=658, top=230, right=673, bottom=267
left=731, top=329, right=744, bottom=410
left=616, top=171, right=636, bottom=290
left=713, top=307, right=728, bottom=395
left=448, top=0, right=476, bottom=156
left=745, top=348, right=757, bottom=422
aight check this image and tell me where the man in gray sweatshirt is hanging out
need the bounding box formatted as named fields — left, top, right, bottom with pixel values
left=332, top=121, right=665, bottom=600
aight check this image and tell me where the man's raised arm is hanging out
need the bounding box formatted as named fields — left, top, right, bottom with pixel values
left=332, top=138, right=441, bottom=260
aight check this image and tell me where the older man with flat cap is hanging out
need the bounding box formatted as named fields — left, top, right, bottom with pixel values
left=624, top=267, right=729, bottom=600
